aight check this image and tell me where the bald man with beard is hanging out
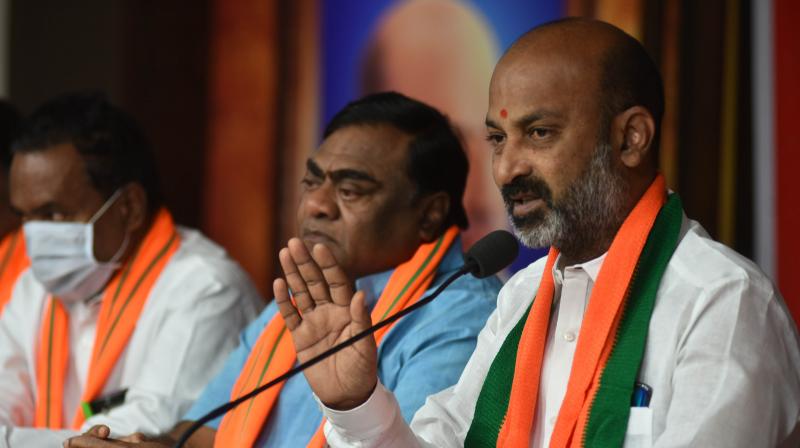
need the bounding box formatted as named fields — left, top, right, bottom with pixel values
left=269, top=18, right=800, bottom=448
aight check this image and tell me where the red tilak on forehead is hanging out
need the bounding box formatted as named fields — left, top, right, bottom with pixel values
left=500, top=109, right=508, bottom=118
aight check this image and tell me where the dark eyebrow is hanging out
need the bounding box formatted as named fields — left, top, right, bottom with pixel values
left=329, top=169, right=379, bottom=185
left=306, top=158, right=379, bottom=185
left=11, top=202, right=58, bottom=218
left=306, top=159, right=325, bottom=177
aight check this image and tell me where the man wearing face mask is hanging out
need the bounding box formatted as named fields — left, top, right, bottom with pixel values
left=0, top=92, right=263, bottom=446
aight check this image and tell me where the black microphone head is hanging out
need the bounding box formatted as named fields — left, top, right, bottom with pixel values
left=463, top=230, right=519, bottom=278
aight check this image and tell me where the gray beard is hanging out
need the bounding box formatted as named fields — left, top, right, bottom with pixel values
left=510, top=141, right=628, bottom=259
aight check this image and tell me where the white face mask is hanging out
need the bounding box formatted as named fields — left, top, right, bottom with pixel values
left=23, top=189, right=130, bottom=304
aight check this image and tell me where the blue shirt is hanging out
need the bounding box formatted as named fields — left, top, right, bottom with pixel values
left=184, top=238, right=501, bottom=447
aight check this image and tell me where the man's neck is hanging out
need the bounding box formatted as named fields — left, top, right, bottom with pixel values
left=557, top=235, right=613, bottom=267
left=120, top=213, right=155, bottom=264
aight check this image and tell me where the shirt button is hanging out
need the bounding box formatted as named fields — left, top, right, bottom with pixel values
left=563, top=331, right=576, bottom=342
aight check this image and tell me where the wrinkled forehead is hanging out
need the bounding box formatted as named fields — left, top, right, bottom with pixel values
left=487, top=39, right=606, bottom=120
left=9, top=143, right=100, bottom=212
left=313, top=124, right=413, bottom=178
left=498, top=42, right=603, bottom=89
left=11, top=144, right=90, bottom=187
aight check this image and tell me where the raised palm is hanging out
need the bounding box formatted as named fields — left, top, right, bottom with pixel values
left=274, top=238, right=378, bottom=410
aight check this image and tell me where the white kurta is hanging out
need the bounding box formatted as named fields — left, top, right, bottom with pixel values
left=0, top=227, right=263, bottom=447
left=322, top=217, right=800, bottom=448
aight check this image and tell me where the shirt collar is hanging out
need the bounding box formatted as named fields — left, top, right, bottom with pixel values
left=354, top=235, right=464, bottom=311
left=553, top=251, right=607, bottom=283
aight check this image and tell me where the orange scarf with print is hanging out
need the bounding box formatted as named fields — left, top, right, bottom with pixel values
left=465, top=175, right=682, bottom=448
left=215, top=226, right=460, bottom=448
left=0, top=228, right=29, bottom=313
left=34, top=209, right=180, bottom=429
left=493, top=175, right=668, bottom=447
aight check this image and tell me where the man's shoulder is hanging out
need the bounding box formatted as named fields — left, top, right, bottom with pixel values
left=439, top=268, right=503, bottom=301
left=375, top=266, right=501, bottom=349
left=165, top=227, right=249, bottom=279
left=172, top=226, right=232, bottom=262
left=147, top=226, right=261, bottom=306
left=666, top=219, right=776, bottom=298
left=650, top=218, right=792, bottom=340
left=414, top=272, right=500, bottom=323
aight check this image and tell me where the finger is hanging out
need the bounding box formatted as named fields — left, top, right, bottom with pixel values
left=311, top=243, right=353, bottom=306
left=350, top=291, right=374, bottom=333
left=288, top=238, right=333, bottom=306
left=278, top=246, right=314, bottom=313
left=87, top=425, right=111, bottom=438
left=63, top=436, right=118, bottom=448
left=119, top=432, right=145, bottom=443
left=274, top=278, right=302, bottom=330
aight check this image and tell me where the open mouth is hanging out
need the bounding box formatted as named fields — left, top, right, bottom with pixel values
left=501, top=175, right=553, bottom=220
left=508, top=192, right=545, bottom=217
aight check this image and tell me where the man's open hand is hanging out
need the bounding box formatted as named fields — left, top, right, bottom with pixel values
left=274, top=238, right=378, bottom=410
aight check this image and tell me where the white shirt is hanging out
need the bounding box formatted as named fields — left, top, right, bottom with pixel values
left=533, top=253, right=605, bottom=448
left=321, top=217, right=800, bottom=447
left=0, top=227, right=263, bottom=447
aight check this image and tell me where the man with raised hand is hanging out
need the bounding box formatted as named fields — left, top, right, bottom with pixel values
left=0, top=92, right=262, bottom=446
left=65, top=92, right=500, bottom=447
left=274, top=18, right=800, bottom=447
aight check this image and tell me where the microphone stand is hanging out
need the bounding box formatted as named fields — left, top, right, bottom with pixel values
left=173, top=263, right=473, bottom=448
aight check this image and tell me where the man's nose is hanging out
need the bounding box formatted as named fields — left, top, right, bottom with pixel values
left=303, top=182, right=339, bottom=220
left=493, top=140, right=533, bottom=188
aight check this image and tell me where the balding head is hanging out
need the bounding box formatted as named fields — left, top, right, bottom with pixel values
left=497, top=18, right=664, bottom=161
left=487, top=18, right=665, bottom=264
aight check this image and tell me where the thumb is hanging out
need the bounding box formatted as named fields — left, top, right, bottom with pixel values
left=86, top=425, right=111, bottom=438
left=349, top=291, right=372, bottom=332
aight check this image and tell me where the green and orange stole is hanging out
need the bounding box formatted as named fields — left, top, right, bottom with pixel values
left=465, top=175, right=683, bottom=448
left=214, top=226, right=460, bottom=448
left=34, top=209, right=181, bottom=429
left=0, top=228, right=30, bottom=313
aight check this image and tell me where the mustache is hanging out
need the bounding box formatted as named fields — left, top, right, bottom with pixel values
left=500, top=176, right=554, bottom=212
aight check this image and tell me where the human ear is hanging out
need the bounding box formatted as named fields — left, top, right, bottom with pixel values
left=418, top=192, right=450, bottom=243
left=612, top=106, right=656, bottom=169
left=120, top=183, right=148, bottom=233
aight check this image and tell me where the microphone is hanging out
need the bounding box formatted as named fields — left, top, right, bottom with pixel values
left=173, top=230, right=519, bottom=448
left=463, top=229, right=519, bottom=278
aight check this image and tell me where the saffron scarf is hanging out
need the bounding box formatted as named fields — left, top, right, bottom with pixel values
left=0, top=228, right=29, bottom=313
left=465, top=175, right=683, bottom=447
left=215, top=226, right=460, bottom=448
left=34, top=209, right=180, bottom=429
